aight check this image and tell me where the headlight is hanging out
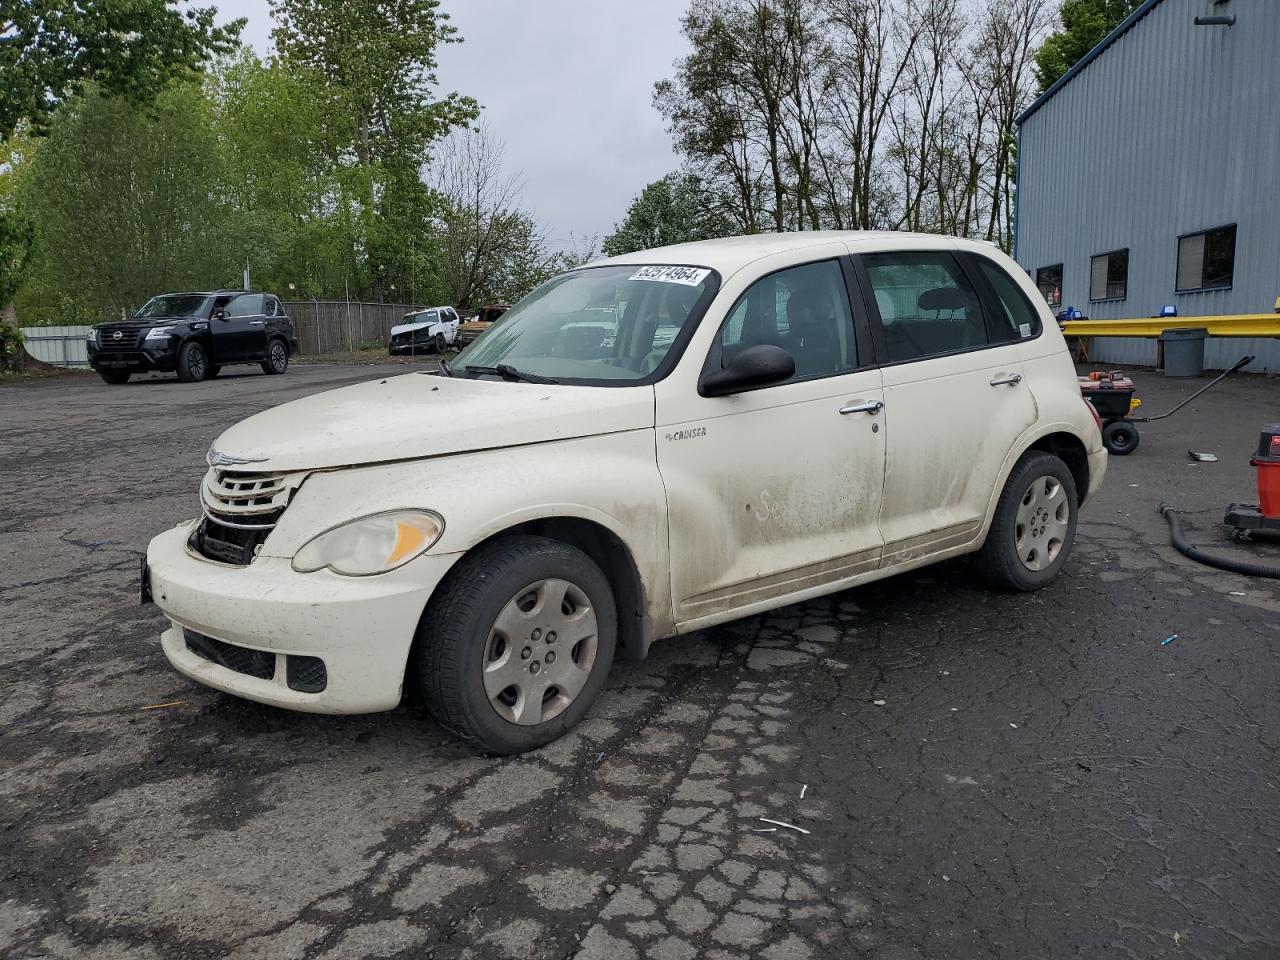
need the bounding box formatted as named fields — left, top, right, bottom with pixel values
left=291, top=510, right=444, bottom=576
left=87, top=329, right=98, bottom=346
left=145, top=326, right=174, bottom=340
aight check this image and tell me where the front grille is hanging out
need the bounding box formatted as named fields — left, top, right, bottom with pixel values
left=184, top=629, right=276, bottom=680
left=193, top=468, right=305, bottom=566
left=286, top=655, right=328, bottom=693
left=96, top=327, right=144, bottom=351
left=192, top=508, right=284, bottom=565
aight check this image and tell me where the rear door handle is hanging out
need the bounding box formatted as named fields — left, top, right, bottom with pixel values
left=839, top=400, right=884, bottom=415
left=989, top=373, right=1022, bottom=386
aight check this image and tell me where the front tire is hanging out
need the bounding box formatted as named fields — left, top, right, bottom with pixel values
left=177, top=341, right=209, bottom=383
left=414, top=535, right=617, bottom=755
left=976, top=451, right=1078, bottom=591
left=97, top=369, right=130, bottom=385
left=261, top=339, right=289, bottom=375
left=432, top=332, right=447, bottom=353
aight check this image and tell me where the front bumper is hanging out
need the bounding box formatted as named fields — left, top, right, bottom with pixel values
left=146, top=522, right=459, bottom=713
left=88, top=341, right=177, bottom=373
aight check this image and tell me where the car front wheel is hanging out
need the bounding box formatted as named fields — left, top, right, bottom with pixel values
left=261, top=339, right=289, bottom=375
left=414, top=535, right=617, bottom=755
left=177, top=341, right=208, bottom=383
left=976, top=451, right=1078, bottom=591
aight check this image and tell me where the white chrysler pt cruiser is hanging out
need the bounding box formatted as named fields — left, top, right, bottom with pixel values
left=145, top=233, right=1107, bottom=754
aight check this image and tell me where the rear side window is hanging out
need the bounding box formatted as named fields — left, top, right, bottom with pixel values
left=970, top=256, right=1042, bottom=341
left=862, top=252, right=987, bottom=363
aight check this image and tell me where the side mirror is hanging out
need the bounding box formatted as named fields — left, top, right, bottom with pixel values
left=213, top=308, right=227, bottom=321
left=699, top=344, right=795, bottom=397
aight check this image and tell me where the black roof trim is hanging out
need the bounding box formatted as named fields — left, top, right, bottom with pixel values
left=1016, top=0, right=1167, bottom=126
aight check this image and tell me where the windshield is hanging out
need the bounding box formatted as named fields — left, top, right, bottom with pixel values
left=455, top=264, right=718, bottom=384
left=405, top=311, right=438, bottom=324
left=136, top=294, right=210, bottom=319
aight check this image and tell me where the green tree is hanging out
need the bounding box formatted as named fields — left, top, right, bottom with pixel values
left=0, top=1, right=242, bottom=140
left=15, top=84, right=238, bottom=325
left=1034, top=0, right=1141, bottom=92
left=602, top=173, right=733, bottom=256
left=269, top=0, right=478, bottom=299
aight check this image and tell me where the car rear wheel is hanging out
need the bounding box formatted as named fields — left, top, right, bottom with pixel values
left=98, top=369, right=130, bottom=385
left=414, top=535, right=617, bottom=755
left=976, top=451, right=1078, bottom=591
left=177, top=341, right=208, bottom=383
left=261, top=339, right=289, bottom=375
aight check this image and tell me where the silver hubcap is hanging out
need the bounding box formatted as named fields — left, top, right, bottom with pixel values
left=482, top=578, right=598, bottom=725
left=1015, top=475, right=1070, bottom=571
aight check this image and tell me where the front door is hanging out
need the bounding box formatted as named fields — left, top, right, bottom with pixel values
left=853, top=249, right=1038, bottom=566
left=219, top=293, right=268, bottom=362
left=658, top=257, right=886, bottom=627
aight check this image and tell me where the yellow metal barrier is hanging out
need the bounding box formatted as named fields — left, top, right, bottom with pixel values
left=1059, top=314, right=1280, bottom=337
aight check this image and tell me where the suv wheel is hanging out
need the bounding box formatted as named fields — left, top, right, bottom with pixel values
left=98, top=369, right=130, bottom=385
left=177, top=341, right=209, bottom=383
left=432, top=332, right=447, bottom=353
left=262, top=339, right=289, bottom=375
left=414, top=535, right=617, bottom=755
left=976, top=451, right=1078, bottom=591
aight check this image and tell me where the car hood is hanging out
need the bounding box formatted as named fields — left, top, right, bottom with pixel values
left=391, top=319, right=447, bottom=336
left=208, top=373, right=656, bottom=471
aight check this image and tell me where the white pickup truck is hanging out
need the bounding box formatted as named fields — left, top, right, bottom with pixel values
left=388, top=306, right=459, bottom=355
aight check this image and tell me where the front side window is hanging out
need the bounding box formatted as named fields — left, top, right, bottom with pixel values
left=1035, top=264, right=1063, bottom=307
left=224, top=293, right=265, bottom=317
left=1177, top=225, right=1235, bottom=292
left=716, top=259, right=856, bottom=382
left=1090, top=249, right=1128, bottom=301
left=863, top=251, right=987, bottom=363
left=454, top=264, right=718, bottom=384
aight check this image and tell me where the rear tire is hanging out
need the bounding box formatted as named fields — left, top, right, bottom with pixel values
left=414, top=535, right=617, bottom=755
left=976, top=451, right=1078, bottom=591
left=98, top=369, right=130, bottom=385
left=1102, top=419, right=1139, bottom=455
left=261, top=339, right=289, bottom=375
left=177, top=341, right=209, bottom=383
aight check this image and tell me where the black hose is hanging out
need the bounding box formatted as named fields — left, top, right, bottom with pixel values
left=1158, top=503, right=1280, bottom=579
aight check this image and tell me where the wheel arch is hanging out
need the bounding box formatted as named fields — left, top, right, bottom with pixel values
left=462, top=516, right=653, bottom=663
left=981, top=425, right=1095, bottom=543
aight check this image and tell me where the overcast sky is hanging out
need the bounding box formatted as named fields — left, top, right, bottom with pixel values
left=215, top=0, right=690, bottom=248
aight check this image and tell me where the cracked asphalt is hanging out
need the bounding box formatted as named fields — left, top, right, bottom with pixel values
left=2, top=362, right=1278, bottom=960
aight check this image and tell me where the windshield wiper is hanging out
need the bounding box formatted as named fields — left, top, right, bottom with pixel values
left=463, top=364, right=558, bottom=384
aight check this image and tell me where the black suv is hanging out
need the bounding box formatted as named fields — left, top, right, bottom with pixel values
left=88, top=291, right=298, bottom=385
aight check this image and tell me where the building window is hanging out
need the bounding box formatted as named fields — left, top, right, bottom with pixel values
left=1035, top=264, right=1062, bottom=307
left=1089, top=249, right=1128, bottom=301
left=1176, top=224, right=1236, bottom=292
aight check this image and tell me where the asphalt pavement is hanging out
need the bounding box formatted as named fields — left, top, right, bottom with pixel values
left=1, top=361, right=1278, bottom=960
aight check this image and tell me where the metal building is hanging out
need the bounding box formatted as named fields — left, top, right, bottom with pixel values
left=1014, top=0, right=1280, bottom=372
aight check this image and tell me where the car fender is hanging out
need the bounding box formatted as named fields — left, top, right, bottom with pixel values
left=260, top=429, right=676, bottom=638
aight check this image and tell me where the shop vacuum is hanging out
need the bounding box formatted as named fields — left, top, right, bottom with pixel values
left=1159, top=423, right=1280, bottom=580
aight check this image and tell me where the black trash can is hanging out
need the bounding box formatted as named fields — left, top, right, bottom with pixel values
left=1159, top=327, right=1208, bottom=377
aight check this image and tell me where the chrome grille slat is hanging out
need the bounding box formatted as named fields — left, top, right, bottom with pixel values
left=193, top=467, right=306, bottom=566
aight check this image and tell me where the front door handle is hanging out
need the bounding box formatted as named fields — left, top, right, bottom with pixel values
left=249, top=320, right=266, bottom=327
left=839, top=399, right=884, bottom=415
left=989, top=373, right=1022, bottom=387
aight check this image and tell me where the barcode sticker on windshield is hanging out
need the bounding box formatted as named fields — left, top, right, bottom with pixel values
left=629, top=265, right=711, bottom=286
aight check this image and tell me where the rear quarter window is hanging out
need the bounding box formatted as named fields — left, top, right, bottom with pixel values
left=971, top=256, right=1043, bottom=341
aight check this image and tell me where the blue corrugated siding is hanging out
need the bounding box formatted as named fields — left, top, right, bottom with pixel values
left=1016, top=0, right=1280, bottom=373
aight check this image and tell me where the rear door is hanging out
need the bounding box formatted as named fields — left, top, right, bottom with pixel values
left=851, top=248, right=1037, bottom=566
